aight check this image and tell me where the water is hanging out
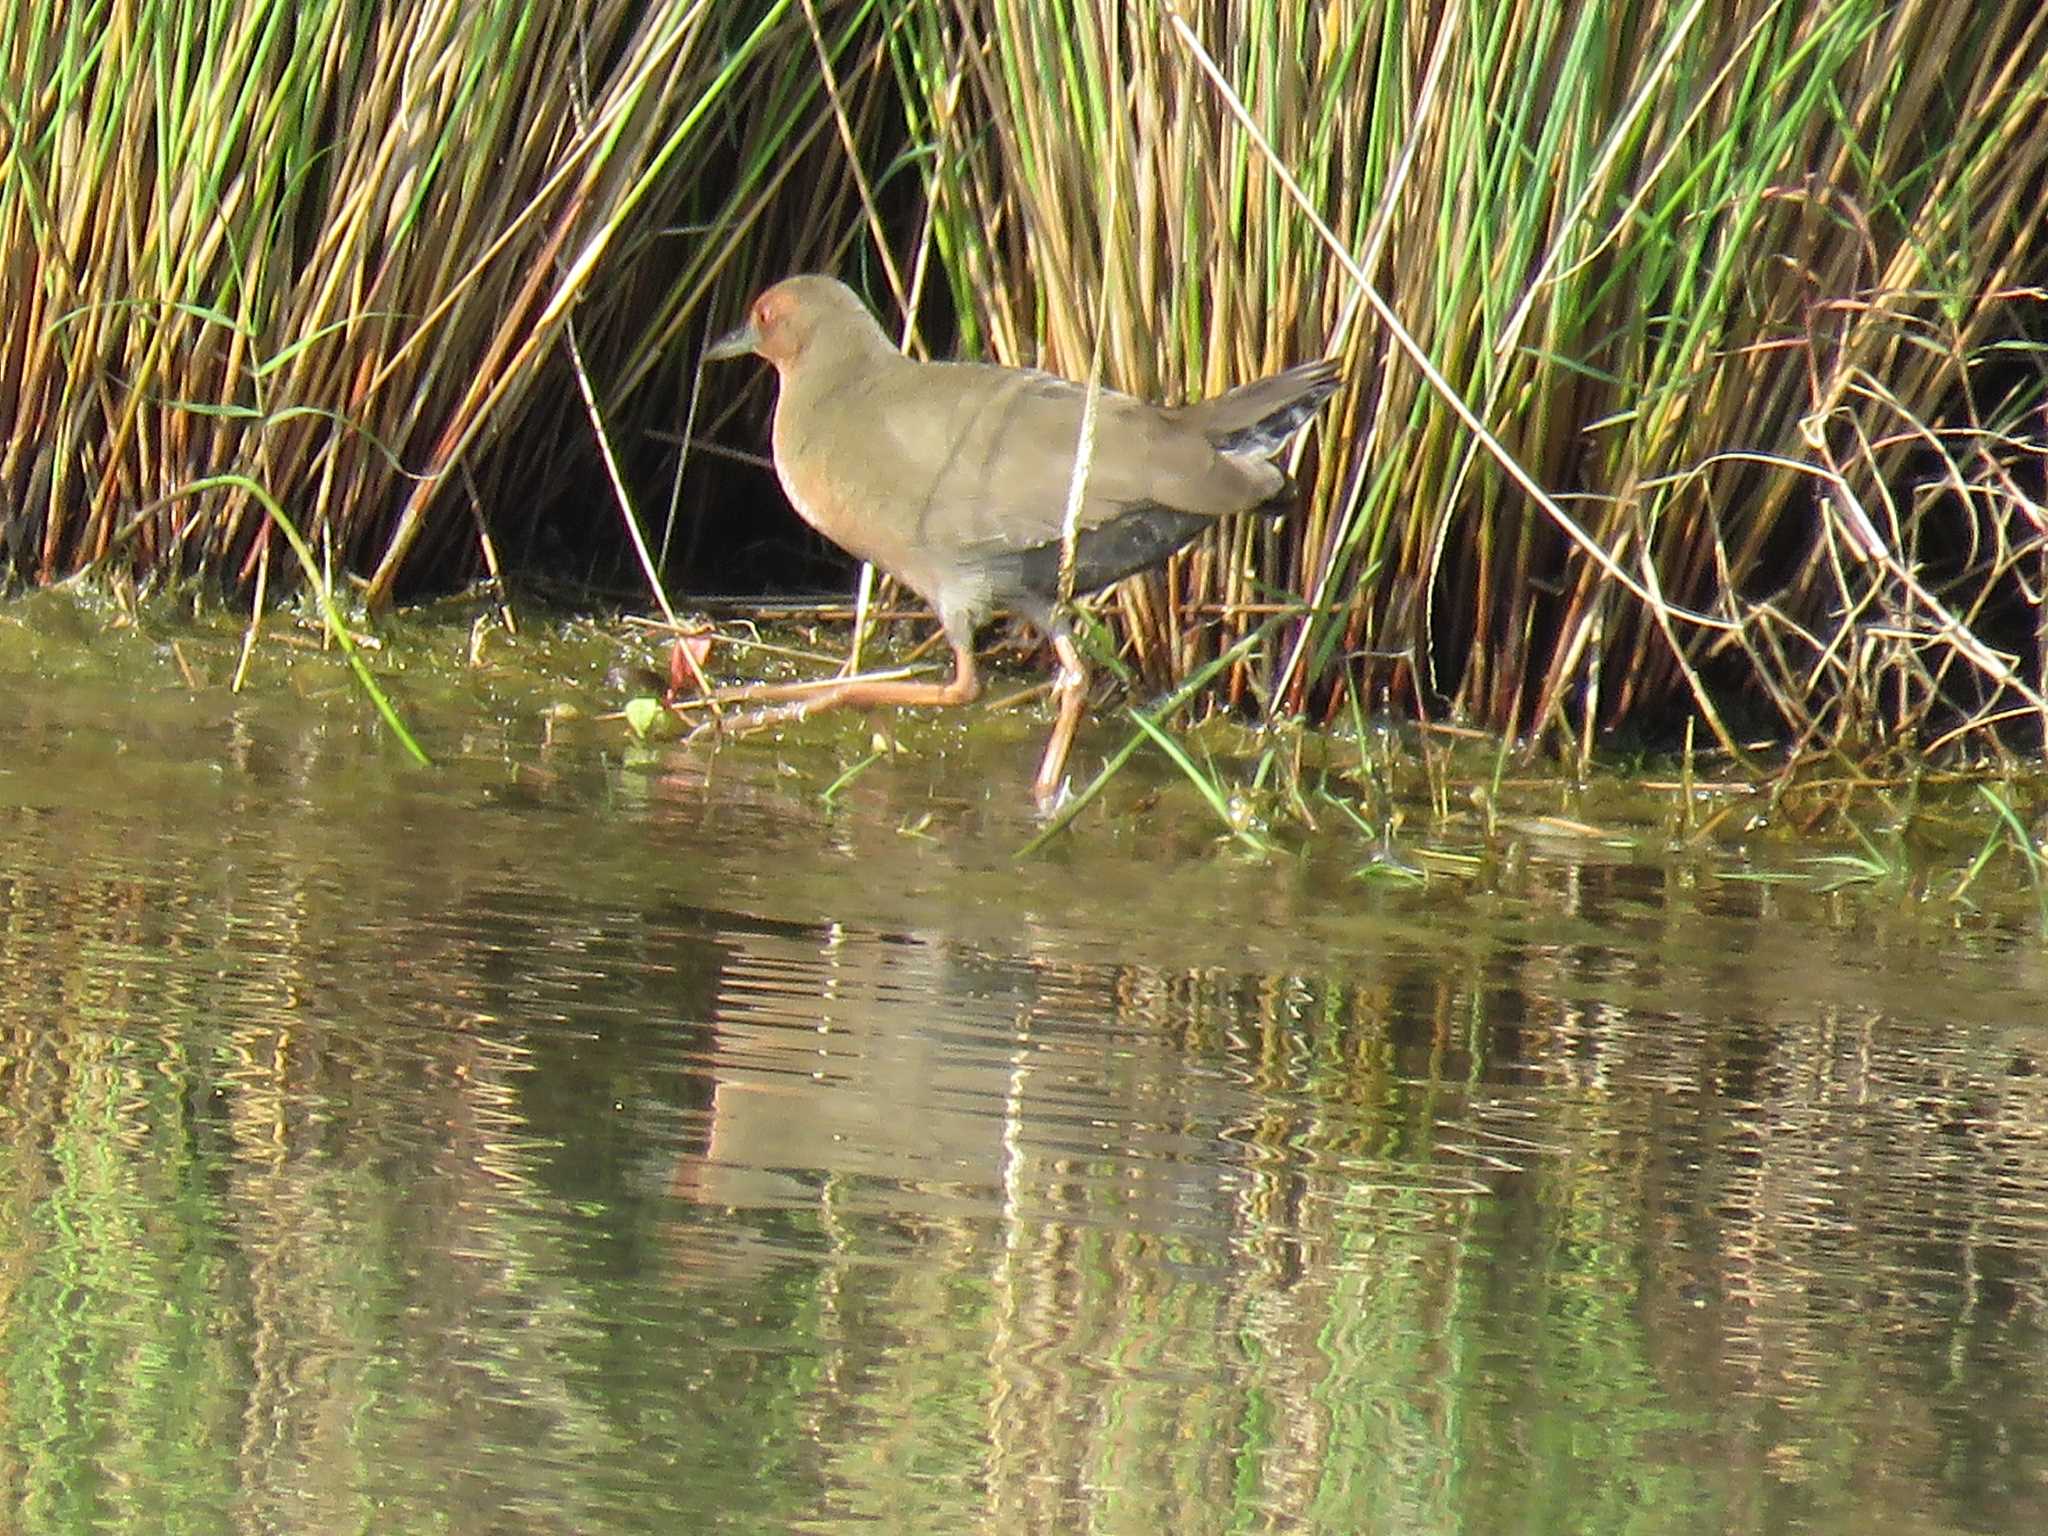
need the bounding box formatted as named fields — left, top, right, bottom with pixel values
left=2, top=598, right=2044, bottom=1533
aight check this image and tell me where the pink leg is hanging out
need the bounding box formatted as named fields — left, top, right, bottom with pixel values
left=1031, top=632, right=1090, bottom=803
left=684, top=640, right=981, bottom=739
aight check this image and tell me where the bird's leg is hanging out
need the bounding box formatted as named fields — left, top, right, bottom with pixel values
left=686, top=638, right=981, bottom=739
left=1031, top=631, right=1090, bottom=803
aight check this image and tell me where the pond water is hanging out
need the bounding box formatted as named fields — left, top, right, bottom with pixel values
left=2, top=596, right=2045, bottom=1534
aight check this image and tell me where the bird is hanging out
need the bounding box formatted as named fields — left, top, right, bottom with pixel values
left=697, top=273, right=1339, bottom=802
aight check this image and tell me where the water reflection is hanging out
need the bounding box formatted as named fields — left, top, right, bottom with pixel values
left=0, top=645, right=2044, bottom=1533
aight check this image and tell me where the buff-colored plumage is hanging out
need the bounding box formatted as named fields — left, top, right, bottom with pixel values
left=703, top=274, right=1338, bottom=802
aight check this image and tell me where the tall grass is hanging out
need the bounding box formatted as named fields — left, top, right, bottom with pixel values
left=890, top=0, right=2048, bottom=755
left=0, top=0, right=882, bottom=605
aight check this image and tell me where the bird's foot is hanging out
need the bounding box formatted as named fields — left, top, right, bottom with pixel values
left=1031, top=773, right=1075, bottom=817
left=680, top=695, right=819, bottom=743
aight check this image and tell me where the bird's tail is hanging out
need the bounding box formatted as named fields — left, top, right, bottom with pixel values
left=1171, top=359, right=1341, bottom=457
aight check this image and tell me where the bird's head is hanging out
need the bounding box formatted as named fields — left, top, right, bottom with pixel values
left=704, top=275, right=887, bottom=374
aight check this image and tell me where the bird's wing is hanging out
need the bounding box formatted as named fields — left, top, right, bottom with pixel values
left=877, top=364, right=1280, bottom=555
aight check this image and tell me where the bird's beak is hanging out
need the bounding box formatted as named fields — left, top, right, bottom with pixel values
left=703, top=319, right=760, bottom=362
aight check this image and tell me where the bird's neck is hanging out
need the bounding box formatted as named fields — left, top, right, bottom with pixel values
left=780, top=332, right=907, bottom=412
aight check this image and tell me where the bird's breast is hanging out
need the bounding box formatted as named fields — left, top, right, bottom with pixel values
left=772, top=404, right=928, bottom=590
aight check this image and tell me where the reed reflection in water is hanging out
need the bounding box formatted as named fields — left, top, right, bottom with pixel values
left=0, top=656, right=2043, bottom=1533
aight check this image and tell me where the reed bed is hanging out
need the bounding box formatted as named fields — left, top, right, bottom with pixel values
left=3, top=0, right=2046, bottom=765
left=891, top=0, right=2048, bottom=758
left=0, top=0, right=881, bottom=605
